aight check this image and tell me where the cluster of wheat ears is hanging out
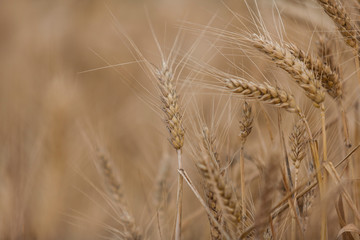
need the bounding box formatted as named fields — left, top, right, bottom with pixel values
left=88, top=0, right=360, bottom=239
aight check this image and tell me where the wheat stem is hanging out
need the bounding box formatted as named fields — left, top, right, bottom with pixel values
left=320, top=103, right=328, bottom=240
left=239, top=144, right=246, bottom=230
left=175, top=149, right=183, bottom=240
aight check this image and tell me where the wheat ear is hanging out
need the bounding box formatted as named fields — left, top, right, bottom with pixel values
left=289, top=120, right=306, bottom=189
left=97, top=151, right=142, bottom=240
left=252, top=34, right=325, bottom=107
left=316, top=0, right=358, bottom=49
left=238, top=101, right=253, bottom=230
left=287, top=42, right=342, bottom=99
left=155, top=63, right=184, bottom=240
left=225, top=77, right=300, bottom=113
left=316, top=0, right=360, bottom=90
left=197, top=127, right=251, bottom=238
left=155, top=64, right=185, bottom=150
left=198, top=128, right=222, bottom=240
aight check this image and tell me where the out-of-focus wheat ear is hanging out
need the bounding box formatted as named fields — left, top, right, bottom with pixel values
left=251, top=34, right=325, bottom=108
left=153, top=154, right=172, bottom=209
left=316, top=0, right=358, bottom=49
left=196, top=128, right=226, bottom=239
left=289, top=120, right=306, bottom=189
left=317, top=34, right=339, bottom=75
left=155, top=62, right=185, bottom=240
left=316, top=0, right=360, bottom=88
left=225, top=78, right=300, bottom=114
left=300, top=187, right=315, bottom=233
left=287, top=41, right=342, bottom=99
left=238, top=101, right=253, bottom=230
left=96, top=150, right=142, bottom=240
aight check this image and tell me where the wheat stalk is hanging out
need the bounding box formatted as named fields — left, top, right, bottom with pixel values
left=155, top=62, right=185, bottom=240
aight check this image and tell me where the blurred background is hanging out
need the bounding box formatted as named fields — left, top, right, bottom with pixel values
left=0, top=1, right=236, bottom=239
left=1, top=0, right=359, bottom=239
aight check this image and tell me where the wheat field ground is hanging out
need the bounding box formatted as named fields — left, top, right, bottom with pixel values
left=1, top=0, right=360, bottom=239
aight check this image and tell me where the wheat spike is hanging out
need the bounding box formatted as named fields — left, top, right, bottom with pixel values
left=197, top=127, right=243, bottom=237
left=252, top=34, right=325, bottom=107
left=289, top=120, right=306, bottom=187
left=239, top=101, right=253, bottom=143
left=205, top=182, right=222, bottom=240
left=225, top=78, right=300, bottom=113
left=287, top=42, right=342, bottom=99
left=155, top=64, right=185, bottom=150
left=316, top=0, right=358, bottom=49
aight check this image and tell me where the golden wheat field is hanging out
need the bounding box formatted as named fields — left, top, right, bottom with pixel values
left=3, top=0, right=360, bottom=239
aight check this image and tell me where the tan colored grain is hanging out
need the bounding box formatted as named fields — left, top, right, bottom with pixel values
left=239, top=101, right=253, bottom=143
left=225, top=77, right=300, bottom=113
left=155, top=64, right=185, bottom=150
